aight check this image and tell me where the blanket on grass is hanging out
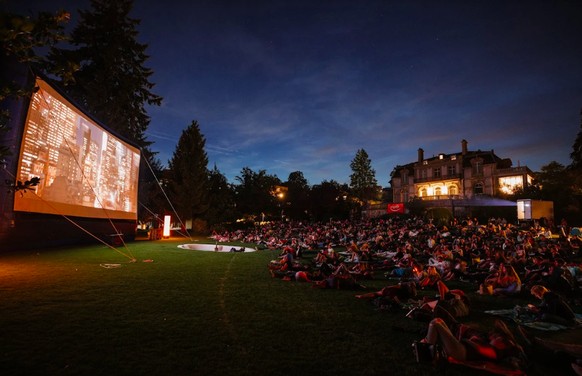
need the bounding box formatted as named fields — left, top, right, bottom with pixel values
left=447, top=356, right=526, bottom=375
left=532, top=336, right=582, bottom=358
left=485, top=309, right=582, bottom=331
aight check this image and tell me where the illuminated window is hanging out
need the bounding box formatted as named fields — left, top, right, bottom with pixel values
left=451, top=155, right=456, bottom=160
left=419, top=188, right=427, bottom=197
left=449, top=186, right=457, bottom=195
left=499, top=176, right=524, bottom=194
left=434, top=187, right=442, bottom=196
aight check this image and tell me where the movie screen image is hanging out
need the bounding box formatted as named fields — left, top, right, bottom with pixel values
left=14, top=77, right=140, bottom=220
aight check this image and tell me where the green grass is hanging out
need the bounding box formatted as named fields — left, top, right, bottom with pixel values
left=0, top=239, right=580, bottom=376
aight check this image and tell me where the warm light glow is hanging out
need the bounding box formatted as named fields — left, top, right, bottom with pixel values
left=163, top=215, right=171, bottom=238
left=418, top=182, right=458, bottom=198
left=499, top=176, right=524, bottom=194
left=271, top=185, right=288, bottom=200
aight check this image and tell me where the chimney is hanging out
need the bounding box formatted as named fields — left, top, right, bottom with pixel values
left=461, top=139, right=468, bottom=155
left=418, top=148, right=424, bottom=163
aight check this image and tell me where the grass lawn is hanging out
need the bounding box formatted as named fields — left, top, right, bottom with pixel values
left=1, top=238, right=580, bottom=376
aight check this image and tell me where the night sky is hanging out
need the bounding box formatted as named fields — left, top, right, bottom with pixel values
left=6, top=0, right=582, bottom=185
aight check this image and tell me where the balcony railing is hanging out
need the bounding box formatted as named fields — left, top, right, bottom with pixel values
left=414, top=173, right=463, bottom=183
left=418, top=194, right=463, bottom=201
left=497, top=166, right=530, bottom=175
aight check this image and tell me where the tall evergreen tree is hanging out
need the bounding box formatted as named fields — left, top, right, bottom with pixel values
left=206, top=164, right=237, bottom=227
left=349, top=148, right=378, bottom=203
left=47, top=0, right=161, bottom=148
left=167, top=121, right=209, bottom=227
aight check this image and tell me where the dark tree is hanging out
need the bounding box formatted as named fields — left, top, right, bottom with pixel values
left=349, top=148, right=379, bottom=203
left=47, top=0, right=161, bottom=148
left=234, top=167, right=281, bottom=220
left=569, top=108, right=582, bottom=209
left=167, top=121, right=209, bottom=229
left=309, top=180, right=350, bottom=221
left=205, top=164, right=237, bottom=227
left=284, top=171, right=310, bottom=220
left=0, top=9, right=70, bottom=161
left=535, top=161, right=578, bottom=223
left=570, top=108, right=582, bottom=170
left=137, top=148, right=168, bottom=226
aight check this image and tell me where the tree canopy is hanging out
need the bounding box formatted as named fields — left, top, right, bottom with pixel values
left=167, top=120, right=209, bottom=228
left=47, top=0, right=161, bottom=149
left=349, top=148, right=378, bottom=203
left=570, top=108, right=582, bottom=170
left=0, top=9, right=70, bottom=162
left=234, top=167, right=281, bottom=220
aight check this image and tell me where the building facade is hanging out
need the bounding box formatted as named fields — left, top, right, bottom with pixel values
left=390, top=140, right=533, bottom=205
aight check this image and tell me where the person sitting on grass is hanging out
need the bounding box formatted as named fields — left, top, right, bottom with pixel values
left=479, top=263, right=521, bottom=296
left=528, top=284, right=577, bottom=327
left=418, top=265, right=441, bottom=290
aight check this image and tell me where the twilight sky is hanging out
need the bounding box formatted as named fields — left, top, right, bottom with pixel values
left=7, top=0, right=582, bottom=186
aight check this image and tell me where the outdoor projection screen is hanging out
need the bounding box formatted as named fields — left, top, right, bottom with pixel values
left=14, top=77, right=140, bottom=220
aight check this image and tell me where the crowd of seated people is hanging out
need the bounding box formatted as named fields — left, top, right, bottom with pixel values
left=213, top=215, right=581, bottom=302
left=213, top=215, right=581, bottom=372
left=213, top=215, right=581, bottom=294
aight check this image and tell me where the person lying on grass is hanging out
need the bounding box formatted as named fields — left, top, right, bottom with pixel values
left=407, top=280, right=470, bottom=321
left=420, top=317, right=526, bottom=370
left=355, top=281, right=417, bottom=312
left=355, top=281, right=417, bottom=302
left=312, top=262, right=366, bottom=289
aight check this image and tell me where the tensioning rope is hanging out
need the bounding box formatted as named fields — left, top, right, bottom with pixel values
left=62, top=138, right=136, bottom=260
left=140, top=148, right=192, bottom=241
left=5, top=168, right=135, bottom=261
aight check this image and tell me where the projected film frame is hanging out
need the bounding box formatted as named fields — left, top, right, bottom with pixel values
left=14, top=78, right=140, bottom=221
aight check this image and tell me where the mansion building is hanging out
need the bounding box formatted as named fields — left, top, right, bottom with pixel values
left=390, top=140, right=534, bottom=207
